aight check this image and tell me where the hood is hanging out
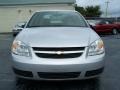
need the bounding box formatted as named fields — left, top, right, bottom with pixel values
left=16, top=27, right=99, bottom=47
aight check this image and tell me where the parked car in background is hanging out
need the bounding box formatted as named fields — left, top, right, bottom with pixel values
left=12, top=22, right=26, bottom=36
left=88, top=20, right=120, bottom=35
left=87, top=20, right=100, bottom=26
left=11, top=11, right=105, bottom=80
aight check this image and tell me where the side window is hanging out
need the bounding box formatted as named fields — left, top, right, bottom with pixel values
left=105, top=21, right=110, bottom=24
left=108, top=21, right=113, bottom=24
left=99, top=21, right=106, bottom=24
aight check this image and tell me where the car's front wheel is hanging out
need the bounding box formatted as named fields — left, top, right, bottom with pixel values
left=112, top=29, right=118, bottom=35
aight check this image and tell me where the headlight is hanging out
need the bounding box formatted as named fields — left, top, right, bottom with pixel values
left=11, top=40, right=31, bottom=57
left=88, top=39, right=105, bottom=56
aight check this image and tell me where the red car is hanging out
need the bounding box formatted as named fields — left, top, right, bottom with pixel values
left=88, top=20, right=120, bottom=35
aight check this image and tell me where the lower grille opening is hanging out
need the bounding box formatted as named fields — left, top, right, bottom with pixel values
left=35, top=53, right=82, bottom=59
left=38, top=72, right=81, bottom=79
left=13, top=68, right=33, bottom=77
left=85, top=68, right=104, bottom=77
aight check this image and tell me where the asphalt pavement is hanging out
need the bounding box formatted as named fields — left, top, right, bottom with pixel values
left=0, top=34, right=120, bottom=90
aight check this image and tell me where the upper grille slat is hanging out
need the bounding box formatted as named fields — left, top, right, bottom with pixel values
left=32, top=47, right=85, bottom=51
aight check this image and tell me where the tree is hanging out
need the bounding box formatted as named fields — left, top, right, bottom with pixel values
left=75, top=5, right=102, bottom=17
left=75, top=6, right=86, bottom=16
left=85, top=6, right=102, bottom=17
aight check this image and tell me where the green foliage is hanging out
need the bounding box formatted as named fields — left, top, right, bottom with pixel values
left=75, top=5, right=102, bottom=17
left=85, top=6, right=102, bottom=17
left=75, top=6, right=86, bottom=16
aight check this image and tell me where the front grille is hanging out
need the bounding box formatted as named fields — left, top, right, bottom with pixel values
left=32, top=47, right=85, bottom=59
left=38, top=72, right=80, bottom=79
left=35, top=53, right=82, bottom=59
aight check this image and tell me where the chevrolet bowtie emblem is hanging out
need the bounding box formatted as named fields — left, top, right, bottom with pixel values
left=56, top=51, right=63, bottom=55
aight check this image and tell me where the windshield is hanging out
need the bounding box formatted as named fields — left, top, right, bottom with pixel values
left=27, top=11, right=88, bottom=27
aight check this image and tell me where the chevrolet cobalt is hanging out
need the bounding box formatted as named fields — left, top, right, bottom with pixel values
left=11, top=11, right=105, bottom=80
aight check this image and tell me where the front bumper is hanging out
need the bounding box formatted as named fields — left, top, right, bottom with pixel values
left=11, top=53, right=105, bottom=80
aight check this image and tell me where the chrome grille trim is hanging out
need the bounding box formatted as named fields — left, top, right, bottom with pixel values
left=34, top=51, right=84, bottom=54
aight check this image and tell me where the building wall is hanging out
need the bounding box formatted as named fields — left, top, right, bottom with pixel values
left=0, top=4, right=75, bottom=33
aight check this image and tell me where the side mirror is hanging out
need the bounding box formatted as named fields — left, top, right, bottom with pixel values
left=21, top=24, right=25, bottom=28
left=89, top=25, right=95, bottom=30
left=17, top=22, right=26, bottom=28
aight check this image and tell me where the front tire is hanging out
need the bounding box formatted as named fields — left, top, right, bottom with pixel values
left=112, top=29, right=118, bottom=35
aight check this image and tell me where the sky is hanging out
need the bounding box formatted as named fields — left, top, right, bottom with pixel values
left=76, top=0, right=120, bottom=17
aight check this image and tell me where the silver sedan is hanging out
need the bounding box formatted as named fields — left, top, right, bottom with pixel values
left=11, top=10, right=105, bottom=80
